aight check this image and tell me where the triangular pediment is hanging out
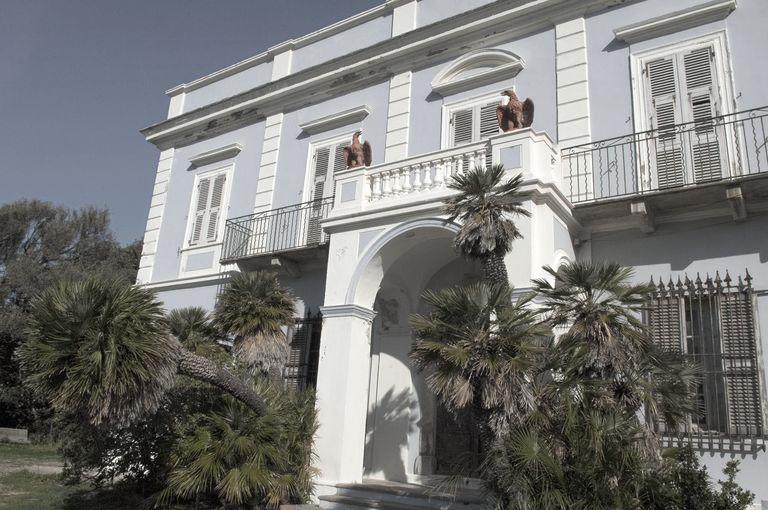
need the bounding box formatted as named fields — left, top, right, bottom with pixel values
left=431, top=49, right=525, bottom=96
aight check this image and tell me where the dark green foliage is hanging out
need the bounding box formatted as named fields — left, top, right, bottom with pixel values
left=215, top=271, right=295, bottom=376
left=0, top=199, right=140, bottom=431
left=444, top=165, right=530, bottom=259
left=20, top=278, right=177, bottom=426
left=157, top=382, right=318, bottom=509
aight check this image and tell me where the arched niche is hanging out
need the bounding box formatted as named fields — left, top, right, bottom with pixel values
left=430, top=48, right=525, bottom=96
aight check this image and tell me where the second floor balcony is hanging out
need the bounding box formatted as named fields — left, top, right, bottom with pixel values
left=563, top=107, right=768, bottom=208
left=221, top=197, right=334, bottom=266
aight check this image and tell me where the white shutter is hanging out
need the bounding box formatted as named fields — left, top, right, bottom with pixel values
left=452, top=108, right=474, bottom=146
left=479, top=104, right=499, bottom=139
left=646, top=57, right=685, bottom=188
left=683, top=46, right=722, bottom=182
left=190, top=177, right=211, bottom=245
left=205, top=173, right=227, bottom=243
left=311, top=146, right=331, bottom=202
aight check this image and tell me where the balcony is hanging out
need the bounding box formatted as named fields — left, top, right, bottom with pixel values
left=221, top=197, right=334, bottom=266
left=563, top=107, right=768, bottom=216
left=328, top=128, right=561, bottom=225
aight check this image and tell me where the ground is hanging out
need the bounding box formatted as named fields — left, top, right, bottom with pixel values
left=0, top=443, right=142, bottom=510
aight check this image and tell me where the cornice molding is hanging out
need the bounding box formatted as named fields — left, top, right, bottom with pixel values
left=614, top=0, right=737, bottom=44
left=320, top=304, right=377, bottom=322
left=431, top=48, right=525, bottom=96
left=165, top=2, right=393, bottom=96
left=299, top=105, right=372, bottom=134
left=142, top=0, right=635, bottom=150
left=188, top=143, right=242, bottom=167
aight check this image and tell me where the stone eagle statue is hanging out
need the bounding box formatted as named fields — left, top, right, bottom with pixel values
left=343, top=131, right=372, bottom=168
left=496, top=90, right=534, bottom=132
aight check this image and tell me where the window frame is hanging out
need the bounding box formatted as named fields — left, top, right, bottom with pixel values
left=440, top=91, right=502, bottom=150
left=630, top=30, right=736, bottom=135
left=301, top=132, right=356, bottom=204
left=183, top=164, right=234, bottom=250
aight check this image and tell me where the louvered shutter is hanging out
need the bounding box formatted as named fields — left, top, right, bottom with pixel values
left=479, top=104, right=498, bottom=168
left=719, top=290, right=763, bottom=436
left=647, top=292, right=683, bottom=434
left=647, top=57, right=685, bottom=189
left=205, top=173, right=227, bottom=243
left=307, top=146, right=331, bottom=245
left=683, top=47, right=723, bottom=182
left=190, top=177, right=211, bottom=245
left=452, top=108, right=474, bottom=146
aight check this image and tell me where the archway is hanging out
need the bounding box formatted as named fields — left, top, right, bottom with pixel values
left=348, top=219, right=482, bottom=483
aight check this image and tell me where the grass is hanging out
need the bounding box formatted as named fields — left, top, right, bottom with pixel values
left=0, top=443, right=143, bottom=509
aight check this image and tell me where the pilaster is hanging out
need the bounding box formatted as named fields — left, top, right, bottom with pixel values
left=556, top=18, right=591, bottom=147
left=314, top=305, right=377, bottom=484
left=384, top=0, right=417, bottom=163
left=136, top=148, right=175, bottom=285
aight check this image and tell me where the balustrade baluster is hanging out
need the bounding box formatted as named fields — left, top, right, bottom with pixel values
left=412, top=165, right=422, bottom=190
left=382, top=171, right=392, bottom=196
left=401, top=167, right=412, bottom=194
left=372, top=174, right=382, bottom=200
left=392, top=167, right=402, bottom=195
left=363, top=175, right=372, bottom=202
left=435, top=158, right=447, bottom=188
left=423, top=162, right=433, bottom=188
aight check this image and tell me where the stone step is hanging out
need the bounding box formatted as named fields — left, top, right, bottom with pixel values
left=318, top=480, right=486, bottom=510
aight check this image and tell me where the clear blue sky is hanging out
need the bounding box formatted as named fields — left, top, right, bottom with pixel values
left=0, top=0, right=381, bottom=244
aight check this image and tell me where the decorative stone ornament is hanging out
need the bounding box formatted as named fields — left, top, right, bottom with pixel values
left=343, top=131, right=373, bottom=168
left=497, top=90, right=534, bottom=132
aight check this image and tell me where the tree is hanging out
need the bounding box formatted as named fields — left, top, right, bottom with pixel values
left=0, top=199, right=140, bottom=431
left=215, top=271, right=295, bottom=378
left=410, top=283, right=550, bottom=469
left=444, top=165, right=530, bottom=288
left=19, top=277, right=269, bottom=425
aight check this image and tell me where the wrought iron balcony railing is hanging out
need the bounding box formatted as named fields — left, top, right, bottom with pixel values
left=221, top=197, right=334, bottom=263
left=563, top=107, right=768, bottom=204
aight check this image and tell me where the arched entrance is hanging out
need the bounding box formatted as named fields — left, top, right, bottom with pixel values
left=347, top=219, right=482, bottom=484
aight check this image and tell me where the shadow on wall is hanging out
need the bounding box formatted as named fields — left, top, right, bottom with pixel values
left=590, top=216, right=768, bottom=273
left=364, top=388, right=417, bottom=483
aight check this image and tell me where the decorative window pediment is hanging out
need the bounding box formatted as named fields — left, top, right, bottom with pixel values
left=431, top=49, right=525, bottom=96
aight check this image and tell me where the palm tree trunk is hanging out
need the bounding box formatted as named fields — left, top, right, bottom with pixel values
left=174, top=345, right=268, bottom=417
left=482, top=252, right=509, bottom=288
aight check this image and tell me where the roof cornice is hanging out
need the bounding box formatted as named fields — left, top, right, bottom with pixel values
left=143, top=0, right=635, bottom=150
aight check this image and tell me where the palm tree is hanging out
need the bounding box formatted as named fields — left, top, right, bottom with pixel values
left=19, top=277, right=269, bottom=426
left=410, top=283, right=550, bottom=464
left=156, top=381, right=317, bottom=509
left=533, top=262, right=696, bottom=426
left=215, top=271, right=295, bottom=379
left=444, top=164, right=530, bottom=288
left=168, top=306, right=227, bottom=361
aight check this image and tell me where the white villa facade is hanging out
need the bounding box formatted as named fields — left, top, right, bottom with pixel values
left=137, top=0, right=768, bottom=506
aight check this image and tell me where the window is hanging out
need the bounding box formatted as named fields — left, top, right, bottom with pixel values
left=647, top=271, right=765, bottom=452
left=447, top=98, right=500, bottom=148
left=305, top=139, right=347, bottom=245
left=188, top=170, right=229, bottom=246
left=635, top=35, right=733, bottom=189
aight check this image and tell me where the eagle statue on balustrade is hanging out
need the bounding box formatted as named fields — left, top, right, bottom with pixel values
left=497, top=90, right=534, bottom=132
left=343, top=131, right=372, bottom=168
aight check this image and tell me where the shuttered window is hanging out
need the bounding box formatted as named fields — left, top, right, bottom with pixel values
left=643, top=43, right=725, bottom=188
left=647, top=272, right=764, bottom=452
left=306, top=141, right=346, bottom=245
left=449, top=100, right=500, bottom=147
left=189, top=172, right=228, bottom=246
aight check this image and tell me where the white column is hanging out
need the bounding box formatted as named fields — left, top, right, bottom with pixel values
left=253, top=42, right=294, bottom=213
left=555, top=18, right=591, bottom=147
left=314, top=304, right=376, bottom=484
left=136, top=148, right=174, bottom=285
left=384, top=0, right=417, bottom=163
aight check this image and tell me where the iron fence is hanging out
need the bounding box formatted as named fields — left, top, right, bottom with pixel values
left=221, top=197, right=334, bottom=262
left=563, top=107, right=768, bottom=203
left=646, top=270, right=765, bottom=454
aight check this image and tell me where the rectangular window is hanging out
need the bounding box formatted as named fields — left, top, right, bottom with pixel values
left=188, top=170, right=229, bottom=246
left=637, top=37, right=731, bottom=189
left=448, top=99, right=500, bottom=147
left=646, top=272, right=765, bottom=452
